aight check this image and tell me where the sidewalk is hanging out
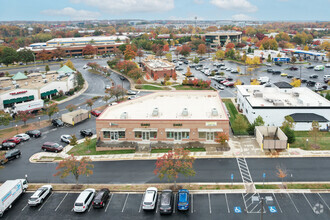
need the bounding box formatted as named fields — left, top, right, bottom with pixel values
left=29, top=135, right=330, bottom=163
left=54, top=80, right=89, bottom=105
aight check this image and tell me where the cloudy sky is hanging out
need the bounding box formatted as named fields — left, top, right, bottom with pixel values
left=0, top=0, right=329, bottom=21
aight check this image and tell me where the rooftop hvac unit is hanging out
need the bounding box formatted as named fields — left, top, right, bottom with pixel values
left=253, top=91, right=263, bottom=98
left=152, top=107, right=159, bottom=116
left=273, top=100, right=284, bottom=106
left=43, top=79, right=48, bottom=83
left=12, top=81, right=16, bottom=85
left=15, top=84, right=20, bottom=89
left=182, top=108, right=188, bottom=116
left=120, top=112, right=128, bottom=119
left=211, top=108, right=218, bottom=116
left=41, top=75, right=46, bottom=79
left=25, top=82, right=28, bottom=86
left=292, top=92, right=299, bottom=97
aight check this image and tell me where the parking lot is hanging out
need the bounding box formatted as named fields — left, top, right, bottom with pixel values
left=3, top=192, right=330, bottom=219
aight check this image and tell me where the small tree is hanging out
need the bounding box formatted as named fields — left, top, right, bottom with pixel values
left=70, top=135, right=78, bottom=146
left=215, top=132, right=229, bottom=145
left=64, top=59, right=75, bottom=70
left=16, top=111, right=35, bottom=126
left=54, top=154, right=94, bottom=186
left=45, top=65, right=50, bottom=73
left=154, top=148, right=195, bottom=189
left=308, top=121, right=322, bottom=148
left=0, top=152, right=7, bottom=166
left=165, top=53, right=172, bottom=62
left=276, top=165, right=287, bottom=186
left=86, top=99, right=94, bottom=111
left=185, top=67, right=192, bottom=77
left=232, top=114, right=249, bottom=134
left=66, top=104, right=77, bottom=112
left=107, top=85, right=125, bottom=101
left=84, top=136, right=92, bottom=153
left=247, top=115, right=265, bottom=135
left=0, top=111, right=12, bottom=126
left=103, top=95, right=111, bottom=104
left=44, top=103, right=59, bottom=120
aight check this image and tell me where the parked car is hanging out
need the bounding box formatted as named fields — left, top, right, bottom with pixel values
left=267, top=69, right=274, bottom=73
left=74, top=188, right=96, bottom=213
left=128, top=95, right=138, bottom=100
left=105, top=85, right=111, bottom=90
left=2, top=137, right=21, bottom=144
left=226, top=77, right=233, bottom=81
left=306, top=65, right=314, bottom=69
left=1, top=149, right=21, bottom=164
left=289, top=66, right=298, bottom=71
left=83, top=65, right=88, bottom=69
left=0, top=142, right=16, bottom=150
left=91, top=110, right=102, bottom=117
left=26, top=130, right=41, bottom=138
left=41, top=142, right=63, bottom=153
left=51, top=119, right=64, bottom=127
left=301, top=79, right=307, bottom=83
left=325, top=63, right=330, bottom=68
left=92, top=188, right=110, bottom=208
left=159, top=190, right=174, bottom=215
left=324, top=75, right=330, bottom=83
left=307, top=81, right=316, bottom=87
left=314, top=65, right=325, bottom=71
left=142, top=187, right=158, bottom=211
left=60, top=135, right=72, bottom=144
left=287, top=75, right=294, bottom=79
left=275, top=62, right=282, bottom=66
left=280, top=73, right=288, bottom=77
left=217, top=85, right=225, bottom=90
left=14, top=133, right=30, bottom=141
left=309, top=74, right=318, bottom=79
left=126, top=90, right=138, bottom=95
left=231, top=69, right=239, bottom=74
left=80, top=129, right=93, bottom=137
left=177, top=189, right=189, bottom=211
left=119, top=76, right=126, bottom=80
left=28, top=185, right=52, bottom=206
left=272, top=70, right=281, bottom=75
left=220, top=80, right=228, bottom=84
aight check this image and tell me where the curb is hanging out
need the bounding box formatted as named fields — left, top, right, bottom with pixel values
left=54, top=80, right=89, bottom=105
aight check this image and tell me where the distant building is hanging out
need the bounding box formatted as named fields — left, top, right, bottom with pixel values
left=236, top=83, right=330, bottom=131
left=142, top=56, right=176, bottom=79
left=204, top=31, right=242, bottom=47
left=46, top=36, right=128, bottom=47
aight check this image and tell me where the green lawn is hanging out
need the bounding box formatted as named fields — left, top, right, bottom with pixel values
left=53, top=96, right=68, bottom=101
left=68, top=139, right=135, bottom=155
left=173, top=85, right=215, bottom=90
left=255, top=184, right=279, bottom=189
left=151, top=147, right=206, bottom=153
left=290, top=131, right=330, bottom=150
left=140, top=85, right=169, bottom=90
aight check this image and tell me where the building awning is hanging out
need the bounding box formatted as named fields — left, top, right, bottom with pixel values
left=165, top=129, right=190, bottom=132
left=3, top=95, right=34, bottom=105
left=133, top=128, right=158, bottom=132
left=101, top=128, right=126, bottom=132
left=198, top=128, right=223, bottom=132
left=41, top=89, right=58, bottom=97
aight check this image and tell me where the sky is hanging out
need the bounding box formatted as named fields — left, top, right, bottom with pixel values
left=0, top=0, right=329, bottom=21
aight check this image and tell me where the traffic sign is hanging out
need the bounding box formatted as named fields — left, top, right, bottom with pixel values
left=268, top=206, right=277, bottom=213
left=234, top=206, right=242, bottom=213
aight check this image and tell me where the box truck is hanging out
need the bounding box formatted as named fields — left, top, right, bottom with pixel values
left=61, top=109, right=90, bottom=126
left=0, top=179, right=28, bottom=217
left=12, top=99, right=44, bottom=114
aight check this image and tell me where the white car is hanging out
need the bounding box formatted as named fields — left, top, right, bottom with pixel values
left=61, top=135, right=72, bottom=144
left=28, top=185, right=52, bottom=206
left=74, top=188, right=96, bottom=213
left=128, top=95, right=138, bottom=100
left=142, top=187, right=158, bottom=210
left=14, top=133, right=30, bottom=141
left=83, top=65, right=88, bottom=69
left=220, top=66, right=226, bottom=70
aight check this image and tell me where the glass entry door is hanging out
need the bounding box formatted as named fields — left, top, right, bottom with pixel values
left=174, top=132, right=182, bottom=141
left=206, top=132, right=214, bottom=141
left=142, top=131, right=150, bottom=141
left=110, top=131, right=118, bottom=140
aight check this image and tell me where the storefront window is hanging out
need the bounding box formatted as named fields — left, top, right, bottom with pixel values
left=150, top=131, right=157, bottom=139
left=135, top=131, right=142, bottom=138
left=166, top=132, right=173, bottom=138
left=119, top=131, right=125, bottom=138
left=182, top=132, right=190, bottom=139
left=103, top=131, right=110, bottom=139
left=199, top=132, right=206, bottom=138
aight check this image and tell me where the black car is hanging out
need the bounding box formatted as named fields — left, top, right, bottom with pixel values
left=159, top=190, right=174, bottom=215
left=301, top=79, right=307, bottom=83
left=1, top=149, right=21, bottom=164
left=80, top=129, right=93, bottom=137
left=309, top=74, right=318, bottom=79
left=26, top=130, right=42, bottom=138
left=0, top=142, right=16, bottom=150
left=307, top=81, right=316, bottom=86
left=306, top=65, right=314, bottom=69
left=51, top=119, right=64, bottom=127
left=119, top=76, right=126, bottom=80
left=267, top=69, right=274, bottom=73
left=289, top=66, right=298, bottom=71
left=183, top=61, right=189, bottom=65
left=272, top=71, right=281, bottom=75
left=275, top=62, right=282, bottom=66
left=287, top=75, right=294, bottom=79
left=92, top=188, right=110, bottom=208
left=226, top=77, right=233, bottom=81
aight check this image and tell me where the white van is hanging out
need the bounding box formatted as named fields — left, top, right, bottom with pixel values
left=258, top=76, right=270, bottom=84
left=314, top=65, right=325, bottom=71
left=142, top=187, right=158, bottom=210
left=73, top=188, right=96, bottom=212
left=324, top=75, right=330, bottom=83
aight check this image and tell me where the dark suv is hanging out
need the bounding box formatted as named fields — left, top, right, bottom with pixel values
left=51, top=119, right=64, bottom=127
left=41, top=142, right=63, bottom=153
left=159, top=190, right=174, bottom=215
left=26, top=130, right=42, bottom=138
left=1, top=149, right=21, bottom=164
left=0, top=142, right=16, bottom=150
left=92, top=188, right=110, bottom=208
left=80, top=129, right=93, bottom=137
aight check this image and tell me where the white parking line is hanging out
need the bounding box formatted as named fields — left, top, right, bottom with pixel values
left=55, top=193, right=68, bottom=211
left=225, top=193, right=230, bottom=213
left=272, top=193, right=283, bottom=213
left=208, top=193, right=212, bottom=214
left=191, top=194, right=193, bottom=214
left=302, top=193, right=314, bottom=212
left=21, top=204, right=28, bottom=212
left=317, top=193, right=330, bottom=211
left=38, top=193, right=53, bottom=211
left=105, top=193, right=113, bottom=212
left=138, top=193, right=144, bottom=213
left=121, top=194, right=129, bottom=212
left=173, top=193, right=177, bottom=214
left=88, top=202, right=93, bottom=212
left=155, top=195, right=160, bottom=213
left=287, top=193, right=299, bottom=213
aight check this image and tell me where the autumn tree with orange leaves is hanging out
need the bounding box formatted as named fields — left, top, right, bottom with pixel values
left=54, top=154, right=94, bottom=185
left=124, top=44, right=137, bottom=60
left=154, top=148, right=195, bottom=188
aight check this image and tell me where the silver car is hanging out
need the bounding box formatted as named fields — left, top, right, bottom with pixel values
left=28, top=185, right=52, bottom=206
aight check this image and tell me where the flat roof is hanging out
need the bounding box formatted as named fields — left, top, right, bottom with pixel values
left=98, top=91, right=228, bottom=120
left=204, top=31, right=242, bottom=36
left=47, top=36, right=128, bottom=43
left=237, top=85, right=330, bottom=108
left=143, top=57, right=175, bottom=70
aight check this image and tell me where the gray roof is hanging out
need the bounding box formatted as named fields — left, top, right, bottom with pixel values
left=289, top=113, right=328, bottom=123
left=274, top=81, right=293, bottom=89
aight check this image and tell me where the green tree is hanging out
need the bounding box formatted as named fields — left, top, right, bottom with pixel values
left=65, top=104, right=77, bottom=112
left=75, top=72, right=85, bottom=87
left=281, top=116, right=295, bottom=129
left=102, top=95, right=112, bottom=104
left=215, top=50, right=225, bottom=60
left=247, top=115, right=265, bottom=135
left=16, top=111, right=34, bottom=126
left=165, top=53, right=172, bottom=61
left=281, top=126, right=295, bottom=144
left=267, top=54, right=272, bottom=63
left=107, top=85, right=125, bottom=101
left=0, top=111, right=12, bottom=126
left=44, top=103, right=59, bottom=120
left=291, top=56, right=297, bottom=63
left=232, top=114, right=249, bottom=134
left=154, top=148, right=195, bottom=188
left=45, top=65, right=50, bottom=73
left=54, top=154, right=94, bottom=185
left=69, top=135, right=78, bottom=146
left=0, top=47, right=18, bottom=66
left=64, top=59, right=75, bottom=70
left=17, top=49, right=34, bottom=64
left=325, top=92, right=330, bottom=101
left=193, top=56, right=199, bottom=64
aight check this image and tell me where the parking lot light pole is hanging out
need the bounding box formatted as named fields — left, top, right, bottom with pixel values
left=38, top=117, right=40, bottom=126
left=299, top=66, right=302, bottom=79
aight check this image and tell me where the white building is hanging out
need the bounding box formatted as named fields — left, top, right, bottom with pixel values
left=236, top=83, right=330, bottom=131
left=46, top=36, right=128, bottom=47
left=253, top=50, right=287, bottom=60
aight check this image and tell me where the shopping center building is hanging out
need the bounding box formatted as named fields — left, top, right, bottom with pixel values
left=204, top=31, right=242, bottom=47
left=96, top=91, right=230, bottom=147
left=142, top=56, right=176, bottom=79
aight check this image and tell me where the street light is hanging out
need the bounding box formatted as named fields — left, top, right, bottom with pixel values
left=38, top=117, right=40, bottom=126
left=16, top=124, right=18, bottom=134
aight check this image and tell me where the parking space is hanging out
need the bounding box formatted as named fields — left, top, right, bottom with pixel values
left=2, top=192, right=330, bottom=219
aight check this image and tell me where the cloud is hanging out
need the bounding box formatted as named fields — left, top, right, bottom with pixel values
left=231, top=13, right=254, bottom=20
left=210, top=0, right=258, bottom=13
left=194, top=0, right=204, bottom=4
left=70, top=0, right=174, bottom=13
left=42, top=7, right=100, bottom=20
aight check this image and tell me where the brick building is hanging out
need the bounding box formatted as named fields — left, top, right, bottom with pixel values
left=142, top=56, right=176, bottom=79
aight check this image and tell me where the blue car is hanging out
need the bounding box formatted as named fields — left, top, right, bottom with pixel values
left=177, top=189, right=189, bottom=211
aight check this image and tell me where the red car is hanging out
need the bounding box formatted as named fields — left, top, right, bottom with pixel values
left=2, top=137, right=21, bottom=144
left=220, top=80, right=229, bottom=84
left=91, top=110, right=102, bottom=117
